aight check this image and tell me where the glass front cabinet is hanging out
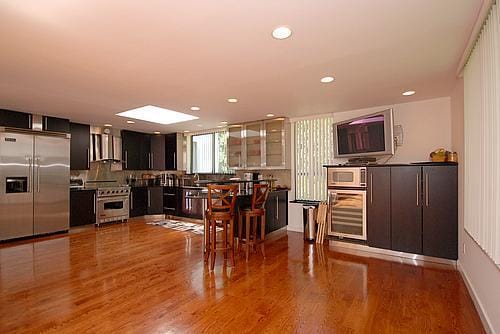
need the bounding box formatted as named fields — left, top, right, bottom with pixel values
left=227, top=118, right=289, bottom=170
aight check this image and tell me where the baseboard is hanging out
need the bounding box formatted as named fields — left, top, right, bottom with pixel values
left=457, top=260, right=494, bottom=334
left=287, top=225, right=302, bottom=233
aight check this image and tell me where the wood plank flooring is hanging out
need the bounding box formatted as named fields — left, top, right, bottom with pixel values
left=0, top=218, right=484, bottom=333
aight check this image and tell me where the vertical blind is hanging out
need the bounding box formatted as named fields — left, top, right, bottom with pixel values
left=295, top=117, right=334, bottom=201
left=464, top=4, right=500, bottom=265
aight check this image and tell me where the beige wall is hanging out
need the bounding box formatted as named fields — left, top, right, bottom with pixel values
left=452, top=78, right=500, bottom=334
left=332, top=97, right=452, bottom=164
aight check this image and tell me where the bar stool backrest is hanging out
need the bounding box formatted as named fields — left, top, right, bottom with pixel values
left=251, top=183, right=269, bottom=211
left=207, top=184, right=238, bottom=215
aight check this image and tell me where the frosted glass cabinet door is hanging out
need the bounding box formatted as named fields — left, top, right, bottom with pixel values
left=228, top=126, right=243, bottom=168
left=265, top=119, right=284, bottom=167
left=245, top=123, right=262, bottom=168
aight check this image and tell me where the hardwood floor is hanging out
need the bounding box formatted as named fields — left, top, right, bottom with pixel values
left=0, top=218, right=484, bottom=333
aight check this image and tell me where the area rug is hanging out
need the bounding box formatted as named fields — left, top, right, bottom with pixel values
left=147, top=219, right=221, bottom=235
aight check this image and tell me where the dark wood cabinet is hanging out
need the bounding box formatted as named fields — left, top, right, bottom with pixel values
left=0, top=109, right=31, bottom=129
left=122, top=130, right=143, bottom=170
left=70, top=190, right=96, bottom=226
left=165, top=133, right=177, bottom=170
left=367, top=167, right=391, bottom=249
left=151, top=134, right=166, bottom=170
left=69, top=122, right=90, bottom=170
left=147, top=186, right=163, bottom=215
left=163, top=186, right=178, bottom=215
left=390, top=166, right=423, bottom=254
left=422, top=166, right=458, bottom=259
left=122, top=130, right=166, bottom=170
left=43, top=116, right=70, bottom=133
left=130, top=187, right=148, bottom=217
left=265, top=191, right=288, bottom=233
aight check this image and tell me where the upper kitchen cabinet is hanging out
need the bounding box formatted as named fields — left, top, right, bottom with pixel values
left=227, top=118, right=290, bottom=170
left=123, top=130, right=168, bottom=170
left=228, top=126, right=244, bottom=168
left=151, top=134, right=166, bottom=170
left=245, top=122, right=263, bottom=168
left=165, top=133, right=178, bottom=170
left=265, top=119, right=287, bottom=168
left=42, top=116, right=70, bottom=133
left=0, top=109, right=32, bottom=129
left=69, top=122, right=90, bottom=170
left=122, top=130, right=144, bottom=170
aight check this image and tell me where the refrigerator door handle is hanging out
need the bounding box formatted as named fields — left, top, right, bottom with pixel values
left=36, top=157, right=41, bottom=193
left=27, top=157, right=33, bottom=193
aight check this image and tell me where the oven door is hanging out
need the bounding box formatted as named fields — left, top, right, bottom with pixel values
left=97, top=196, right=129, bottom=220
left=327, top=167, right=366, bottom=188
left=328, top=189, right=366, bottom=240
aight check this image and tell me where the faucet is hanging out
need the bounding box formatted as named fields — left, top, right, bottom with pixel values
left=193, top=173, right=200, bottom=183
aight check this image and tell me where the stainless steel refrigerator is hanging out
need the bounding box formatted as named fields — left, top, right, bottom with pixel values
left=0, top=129, right=70, bottom=240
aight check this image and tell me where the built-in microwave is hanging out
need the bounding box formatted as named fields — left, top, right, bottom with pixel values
left=327, top=167, right=367, bottom=188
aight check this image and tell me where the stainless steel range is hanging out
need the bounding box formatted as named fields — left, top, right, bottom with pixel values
left=85, top=161, right=130, bottom=226
left=94, top=185, right=130, bottom=225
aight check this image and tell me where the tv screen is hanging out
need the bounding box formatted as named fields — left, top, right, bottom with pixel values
left=334, top=109, right=394, bottom=157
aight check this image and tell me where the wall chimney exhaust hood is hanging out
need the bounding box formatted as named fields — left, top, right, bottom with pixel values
left=90, top=127, right=122, bottom=162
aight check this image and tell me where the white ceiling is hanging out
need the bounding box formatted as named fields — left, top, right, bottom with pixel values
left=0, top=0, right=482, bottom=133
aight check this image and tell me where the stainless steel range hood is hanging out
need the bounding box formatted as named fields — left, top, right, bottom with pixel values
left=90, top=126, right=122, bottom=162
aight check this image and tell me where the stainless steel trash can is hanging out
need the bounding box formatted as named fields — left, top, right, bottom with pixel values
left=303, top=206, right=317, bottom=242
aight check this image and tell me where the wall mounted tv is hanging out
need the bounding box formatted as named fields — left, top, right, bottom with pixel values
left=333, top=109, right=394, bottom=158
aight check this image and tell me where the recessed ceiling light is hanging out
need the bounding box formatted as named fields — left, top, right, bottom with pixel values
left=104, top=124, right=112, bottom=127
left=126, top=120, right=135, bottom=124
left=227, top=98, right=238, bottom=103
left=190, top=106, right=201, bottom=111
left=402, top=90, right=416, bottom=96
left=197, top=124, right=203, bottom=127
left=272, top=26, right=292, bottom=40
left=220, top=121, right=228, bottom=125
left=320, top=76, right=335, bottom=83
left=217, top=125, right=223, bottom=128
left=153, top=131, right=161, bottom=134
left=266, top=114, right=275, bottom=117
left=116, top=105, right=199, bottom=125
left=183, top=130, right=190, bottom=133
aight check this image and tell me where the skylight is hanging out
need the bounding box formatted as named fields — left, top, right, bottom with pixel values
left=116, top=105, right=199, bottom=125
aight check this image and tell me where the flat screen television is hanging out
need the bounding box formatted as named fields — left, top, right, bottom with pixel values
left=333, top=109, right=394, bottom=158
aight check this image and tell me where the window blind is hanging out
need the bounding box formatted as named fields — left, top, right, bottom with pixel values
left=464, top=4, right=500, bottom=265
left=295, top=117, right=334, bottom=201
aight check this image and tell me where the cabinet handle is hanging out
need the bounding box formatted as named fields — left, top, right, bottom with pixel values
left=173, top=152, right=176, bottom=169
left=44, top=117, right=48, bottom=130
left=425, top=173, right=429, bottom=207
left=416, top=173, right=419, bottom=207
left=130, top=191, right=133, bottom=210
left=93, top=193, right=96, bottom=214
left=28, top=114, right=32, bottom=128
left=165, top=207, right=176, bottom=211
left=87, top=148, right=90, bottom=169
left=148, top=190, right=151, bottom=207
left=370, top=173, right=373, bottom=204
left=124, top=150, right=128, bottom=169
left=276, top=196, right=279, bottom=220
left=151, top=152, right=154, bottom=169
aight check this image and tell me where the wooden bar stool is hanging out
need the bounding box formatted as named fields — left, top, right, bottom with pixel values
left=238, top=184, right=269, bottom=261
left=204, top=184, right=238, bottom=271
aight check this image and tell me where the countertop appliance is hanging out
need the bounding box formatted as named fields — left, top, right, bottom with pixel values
left=0, top=124, right=70, bottom=241
left=327, top=166, right=367, bottom=240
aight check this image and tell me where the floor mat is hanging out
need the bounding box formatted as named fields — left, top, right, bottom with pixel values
left=147, top=219, right=221, bottom=235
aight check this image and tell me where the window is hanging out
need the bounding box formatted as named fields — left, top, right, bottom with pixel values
left=191, top=131, right=231, bottom=173
left=464, top=4, right=500, bottom=265
left=295, top=117, right=334, bottom=201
